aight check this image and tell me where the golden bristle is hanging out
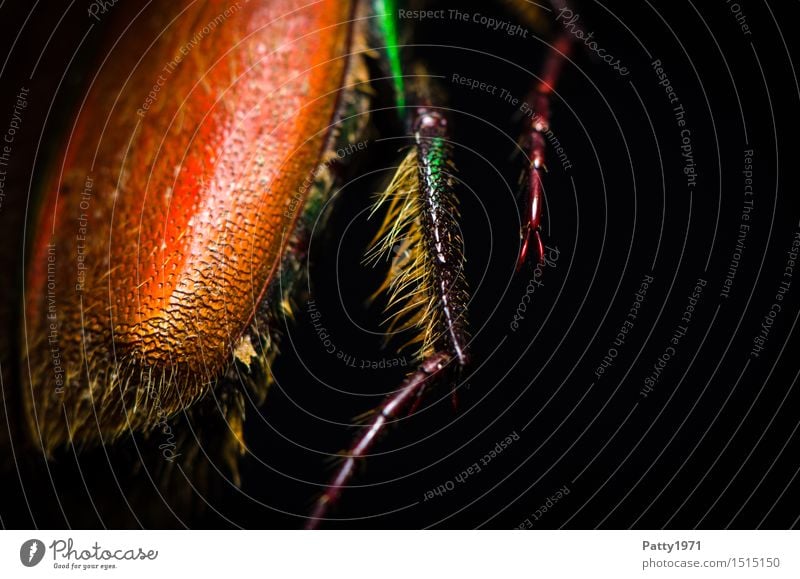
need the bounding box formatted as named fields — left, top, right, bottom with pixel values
left=365, top=148, right=444, bottom=361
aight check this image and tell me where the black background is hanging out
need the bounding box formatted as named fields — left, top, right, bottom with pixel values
left=1, top=0, right=799, bottom=529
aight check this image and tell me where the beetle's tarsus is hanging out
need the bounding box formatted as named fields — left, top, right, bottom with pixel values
left=516, top=34, right=572, bottom=270
left=305, top=351, right=452, bottom=529
left=517, top=153, right=547, bottom=271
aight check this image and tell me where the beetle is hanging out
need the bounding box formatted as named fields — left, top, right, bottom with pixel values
left=20, top=0, right=574, bottom=528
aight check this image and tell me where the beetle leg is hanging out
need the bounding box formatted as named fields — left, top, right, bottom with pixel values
left=305, top=352, right=451, bottom=529
left=517, top=34, right=572, bottom=270
left=366, top=104, right=470, bottom=365
left=307, top=91, right=470, bottom=527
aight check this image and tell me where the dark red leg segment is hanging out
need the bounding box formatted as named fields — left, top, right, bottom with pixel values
left=305, top=352, right=451, bottom=529
left=517, top=34, right=572, bottom=270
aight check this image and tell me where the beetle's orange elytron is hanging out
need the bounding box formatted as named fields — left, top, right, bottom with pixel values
left=24, top=0, right=354, bottom=452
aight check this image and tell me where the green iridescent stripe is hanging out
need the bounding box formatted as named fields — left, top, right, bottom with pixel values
left=422, top=137, right=448, bottom=206
left=373, top=0, right=406, bottom=115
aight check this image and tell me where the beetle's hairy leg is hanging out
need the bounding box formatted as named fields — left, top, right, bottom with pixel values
left=305, top=352, right=450, bottom=529
left=366, top=111, right=470, bottom=365
left=517, top=34, right=572, bottom=270
left=306, top=95, right=471, bottom=527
